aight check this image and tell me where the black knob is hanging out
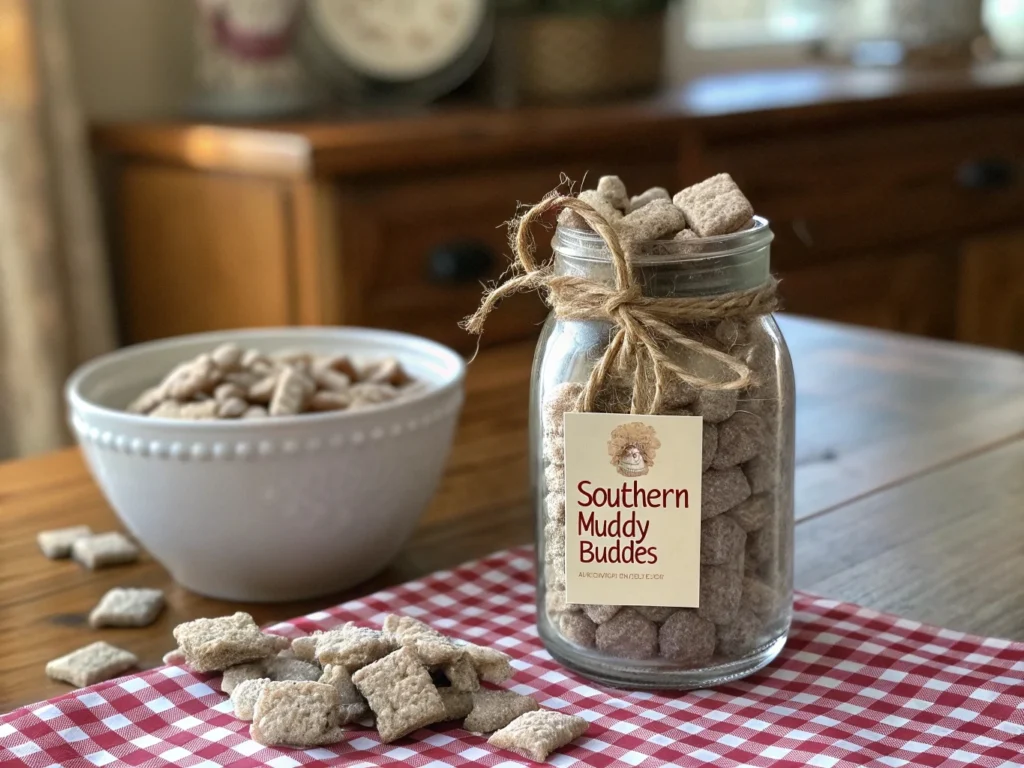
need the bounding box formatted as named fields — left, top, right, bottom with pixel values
left=956, top=158, right=1016, bottom=190
left=428, top=241, right=495, bottom=284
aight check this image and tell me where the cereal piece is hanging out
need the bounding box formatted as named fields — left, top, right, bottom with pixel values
left=702, top=467, right=752, bottom=519
left=595, top=608, right=657, bottom=659
left=662, top=377, right=697, bottom=410
left=351, top=646, right=446, bottom=743
left=437, top=688, right=474, bottom=721
left=71, top=532, right=139, bottom=569
left=596, top=175, right=630, bottom=212
left=216, top=397, right=248, bottom=419
left=166, top=354, right=222, bottom=400
left=349, top=382, right=399, bottom=408
left=743, top=453, right=777, bottom=495
left=37, top=525, right=92, bottom=559
left=46, top=641, right=138, bottom=687
left=214, top=382, right=246, bottom=402
left=700, top=515, right=746, bottom=565
left=267, top=655, right=322, bottom=683
left=582, top=604, right=620, bottom=625
left=546, top=588, right=568, bottom=615
left=178, top=400, right=218, bottom=420
left=746, top=524, right=777, bottom=565
left=222, top=662, right=267, bottom=694
left=461, top=643, right=513, bottom=684
left=488, top=710, right=589, bottom=763
left=273, top=349, right=313, bottom=368
left=714, top=318, right=747, bottom=350
left=712, top=411, right=764, bottom=469
left=544, top=520, right=565, bottom=557
left=127, top=386, right=165, bottom=415
left=673, top=228, right=699, bottom=241
left=250, top=681, right=345, bottom=747
left=578, top=189, right=623, bottom=224
left=88, top=587, right=165, bottom=628
left=309, top=391, right=352, bottom=412
left=659, top=609, right=716, bottom=664
left=240, top=348, right=271, bottom=370
left=545, top=492, right=565, bottom=524
left=223, top=370, right=260, bottom=389
left=315, top=355, right=359, bottom=379
left=441, top=655, right=480, bottom=692
left=149, top=401, right=183, bottom=419
left=633, top=605, right=675, bottom=623
left=173, top=612, right=287, bottom=673
left=559, top=612, right=597, bottom=648
left=211, top=342, right=243, bottom=370
left=543, top=432, right=565, bottom=465
left=269, top=367, right=312, bottom=416
left=702, top=421, right=718, bottom=473
left=311, top=362, right=351, bottom=393
left=319, top=664, right=371, bottom=723
left=465, top=690, right=540, bottom=734
left=616, top=200, right=688, bottom=250
left=242, top=405, right=268, bottom=419
left=291, top=634, right=319, bottom=662
left=727, top=493, right=772, bottom=532
left=698, top=563, right=743, bottom=624
left=314, top=623, right=398, bottom=670
left=231, top=677, right=272, bottom=720
left=743, top=577, right=781, bottom=620
left=716, top=607, right=762, bottom=657
left=543, top=382, right=583, bottom=434
left=693, top=388, right=738, bottom=424
left=544, top=463, right=565, bottom=496
left=247, top=373, right=278, bottom=404
left=629, top=186, right=671, bottom=212
left=673, top=173, right=754, bottom=237
left=162, top=648, right=186, bottom=665
left=361, top=358, right=411, bottom=387
left=382, top=615, right=461, bottom=666
left=557, top=208, right=591, bottom=230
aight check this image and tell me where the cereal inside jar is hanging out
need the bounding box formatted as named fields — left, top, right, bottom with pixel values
left=466, top=175, right=795, bottom=689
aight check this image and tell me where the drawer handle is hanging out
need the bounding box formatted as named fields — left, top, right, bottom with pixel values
left=956, top=158, right=1016, bottom=190
left=429, top=241, right=496, bottom=284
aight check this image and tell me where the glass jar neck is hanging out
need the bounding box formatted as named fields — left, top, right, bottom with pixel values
left=552, top=217, right=773, bottom=298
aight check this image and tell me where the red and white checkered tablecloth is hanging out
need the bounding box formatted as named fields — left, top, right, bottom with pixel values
left=3, top=546, right=1023, bottom=767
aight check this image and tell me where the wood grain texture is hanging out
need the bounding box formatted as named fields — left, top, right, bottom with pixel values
left=1, top=317, right=1022, bottom=710
left=957, top=230, right=1024, bottom=352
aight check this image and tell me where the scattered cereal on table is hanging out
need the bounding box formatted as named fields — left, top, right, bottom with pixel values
left=88, top=587, right=164, bottom=628
left=37, top=525, right=92, bottom=559
left=46, top=641, right=138, bottom=688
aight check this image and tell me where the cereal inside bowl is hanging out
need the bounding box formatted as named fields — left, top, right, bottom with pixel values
left=66, top=327, right=465, bottom=602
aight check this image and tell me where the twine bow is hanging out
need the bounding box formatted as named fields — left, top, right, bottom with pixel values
left=462, top=194, right=779, bottom=414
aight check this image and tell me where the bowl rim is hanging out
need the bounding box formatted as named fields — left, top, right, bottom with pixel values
left=66, top=326, right=466, bottom=431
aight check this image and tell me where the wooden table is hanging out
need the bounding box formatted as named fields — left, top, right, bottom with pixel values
left=2, top=316, right=1022, bottom=712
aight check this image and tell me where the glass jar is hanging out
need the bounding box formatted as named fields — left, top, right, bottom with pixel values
left=532, top=217, right=795, bottom=690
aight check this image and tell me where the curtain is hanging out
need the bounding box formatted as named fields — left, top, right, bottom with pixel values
left=0, top=0, right=117, bottom=459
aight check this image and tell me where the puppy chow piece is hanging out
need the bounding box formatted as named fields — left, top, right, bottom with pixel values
left=558, top=612, right=597, bottom=648
left=702, top=467, right=752, bottom=519
left=728, top=493, right=772, bottom=532
left=746, top=523, right=777, bottom=566
left=596, top=175, right=630, bottom=212
left=213, top=382, right=246, bottom=403
left=162, top=648, right=186, bottom=665
left=714, top=318, right=748, bottom=350
left=488, top=710, right=589, bottom=763
left=616, top=200, right=687, bottom=251
left=716, top=607, right=763, bottom=657
left=71, top=532, right=140, bottom=569
left=37, top=525, right=92, bottom=559
left=673, top=173, right=754, bottom=236
left=440, top=655, right=480, bottom=692
left=702, top=421, right=718, bottom=473
left=240, top=348, right=270, bottom=370
left=437, top=688, right=474, bottom=721
left=543, top=382, right=583, bottom=434
left=178, top=400, right=218, bottom=420
left=743, top=577, right=782, bottom=620
left=743, top=453, right=777, bottom=495
left=661, top=377, right=697, bottom=411
left=629, top=186, right=671, bottom=212
left=712, top=411, right=764, bottom=469
left=544, top=463, right=566, bottom=496
left=222, top=662, right=267, bottom=694
left=698, top=563, right=743, bottom=625
left=595, top=608, right=657, bottom=659
left=633, top=605, right=675, bottom=623
left=544, top=520, right=566, bottom=557
left=210, top=342, right=243, bottom=370
left=557, top=208, right=591, bottom=230
left=659, top=610, right=716, bottom=665
left=269, top=366, right=313, bottom=416
left=700, top=515, right=746, bottom=565
left=247, top=373, right=278, bottom=404
left=173, top=612, right=287, bottom=673
left=88, top=587, right=165, bottom=628
left=216, top=397, right=248, bottom=419
left=319, top=664, right=371, bottom=724
left=382, top=615, right=462, bottom=666
left=693, top=387, right=738, bottom=424
left=545, top=492, right=565, bottom=524
left=46, top=642, right=138, bottom=687
left=673, top=228, right=699, bottom=241
left=291, top=634, right=319, bottom=662
left=127, top=386, right=165, bottom=415
left=361, top=357, right=412, bottom=387
left=231, top=677, right=272, bottom=720
left=313, top=623, right=398, bottom=670
left=165, top=354, right=222, bottom=400
left=582, top=604, right=620, bottom=625
left=351, top=646, right=446, bottom=743
left=250, top=681, right=345, bottom=748
left=546, top=588, right=568, bottom=615
left=578, top=190, right=623, bottom=225
left=543, top=432, right=565, bottom=465
left=267, top=655, right=322, bottom=683
left=349, top=383, right=400, bottom=408
left=464, top=690, right=540, bottom=734
left=461, top=642, right=514, bottom=684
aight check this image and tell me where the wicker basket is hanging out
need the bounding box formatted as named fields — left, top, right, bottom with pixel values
left=506, top=13, right=665, bottom=102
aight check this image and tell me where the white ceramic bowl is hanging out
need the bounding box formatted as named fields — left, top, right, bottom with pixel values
left=66, top=327, right=465, bottom=602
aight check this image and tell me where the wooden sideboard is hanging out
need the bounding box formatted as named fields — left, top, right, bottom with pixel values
left=94, top=64, right=1024, bottom=353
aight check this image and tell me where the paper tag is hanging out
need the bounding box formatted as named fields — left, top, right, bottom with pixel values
left=563, top=413, right=703, bottom=608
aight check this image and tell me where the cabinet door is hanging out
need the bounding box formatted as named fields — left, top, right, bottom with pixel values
left=957, top=229, right=1024, bottom=352
left=778, top=251, right=958, bottom=339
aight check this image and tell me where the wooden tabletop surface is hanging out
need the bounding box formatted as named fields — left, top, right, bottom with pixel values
left=2, top=316, right=1022, bottom=713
